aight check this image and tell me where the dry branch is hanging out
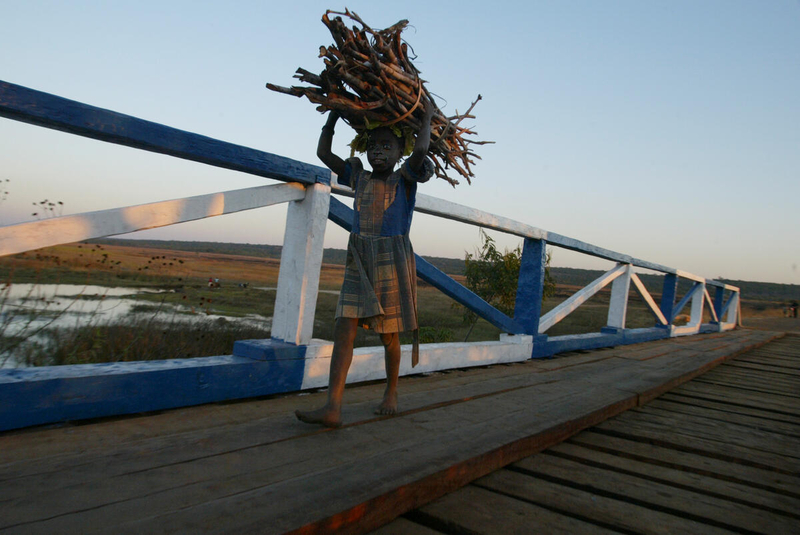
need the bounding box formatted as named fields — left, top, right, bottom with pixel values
left=266, top=8, right=491, bottom=186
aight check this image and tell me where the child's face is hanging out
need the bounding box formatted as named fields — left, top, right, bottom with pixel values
left=366, top=129, right=403, bottom=174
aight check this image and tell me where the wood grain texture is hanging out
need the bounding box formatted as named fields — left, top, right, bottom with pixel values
left=0, top=325, right=783, bottom=534
left=407, top=331, right=798, bottom=534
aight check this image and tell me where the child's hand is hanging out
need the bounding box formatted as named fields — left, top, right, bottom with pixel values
left=406, top=96, right=435, bottom=179
left=324, top=110, right=340, bottom=129
left=317, top=110, right=346, bottom=176
left=422, top=96, right=435, bottom=122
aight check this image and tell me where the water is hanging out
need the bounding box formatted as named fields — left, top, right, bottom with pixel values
left=0, top=284, right=270, bottom=368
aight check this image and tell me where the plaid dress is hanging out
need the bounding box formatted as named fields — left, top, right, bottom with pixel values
left=336, top=157, right=433, bottom=362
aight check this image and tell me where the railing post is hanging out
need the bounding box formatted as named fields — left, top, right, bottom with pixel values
left=726, top=291, right=740, bottom=325
left=688, top=282, right=706, bottom=328
left=271, top=182, right=331, bottom=345
left=514, top=238, right=546, bottom=335
left=605, top=263, right=632, bottom=331
left=660, top=273, right=678, bottom=325
left=713, top=286, right=725, bottom=324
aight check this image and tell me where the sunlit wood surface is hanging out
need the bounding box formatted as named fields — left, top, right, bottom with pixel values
left=0, top=328, right=789, bottom=534
left=386, top=331, right=800, bottom=534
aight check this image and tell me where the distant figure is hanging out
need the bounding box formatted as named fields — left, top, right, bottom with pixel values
left=208, top=277, right=221, bottom=289
left=792, top=300, right=799, bottom=318
left=238, top=282, right=249, bottom=289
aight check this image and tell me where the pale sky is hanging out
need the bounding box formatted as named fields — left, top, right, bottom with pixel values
left=1, top=1, right=798, bottom=284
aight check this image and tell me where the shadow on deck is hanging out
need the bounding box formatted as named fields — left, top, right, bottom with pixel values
left=0, top=328, right=790, bottom=534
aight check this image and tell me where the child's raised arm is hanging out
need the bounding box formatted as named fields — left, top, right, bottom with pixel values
left=405, top=98, right=436, bottom=177
left=316, top=111, right=347, bottom=177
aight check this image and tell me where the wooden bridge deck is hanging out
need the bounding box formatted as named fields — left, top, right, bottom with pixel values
left=385, top=331, right=800, bottom=534
left=0, top=328, right=794, bottom=534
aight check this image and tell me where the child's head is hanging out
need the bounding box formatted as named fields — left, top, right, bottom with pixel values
left=366, top=128, right=403, bottom=173
left=349, top=124, right=415, bottom=167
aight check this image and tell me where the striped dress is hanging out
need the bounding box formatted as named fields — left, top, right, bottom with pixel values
left=336, top=157, right=433, bottom=362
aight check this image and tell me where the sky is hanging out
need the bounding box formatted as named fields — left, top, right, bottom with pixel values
left=1, top=1, right=798, bottom=285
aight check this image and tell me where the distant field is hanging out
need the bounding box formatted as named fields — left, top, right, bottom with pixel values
left=1, top=240, right=794, bottom=354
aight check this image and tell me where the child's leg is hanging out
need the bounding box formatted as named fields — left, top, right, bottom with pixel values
left=375, top=332, right=401, bottom=415
left=295, top=317, right=358, bottom=427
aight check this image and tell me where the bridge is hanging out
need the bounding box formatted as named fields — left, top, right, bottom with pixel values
left=0, top=81, right=782, bottom=533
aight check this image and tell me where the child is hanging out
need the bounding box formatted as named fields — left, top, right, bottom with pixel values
left=296, top=100, right=436, bottom=428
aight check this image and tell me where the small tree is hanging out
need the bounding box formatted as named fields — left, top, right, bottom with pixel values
left=461, top=229, right=555, bottom=341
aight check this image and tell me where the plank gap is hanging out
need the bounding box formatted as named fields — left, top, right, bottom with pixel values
left=663, top=391, right=800, bottom=419
left=469, top=479, right=640, bottom=535
left=567, top=433, right=800, bottom=499
left=690, top=379, right=800, bottom=400
left=504, top=465, right=758, bottom=535
left=588, top=428, right=798, bottom=476
left=541, top=449, right=800, bottom=520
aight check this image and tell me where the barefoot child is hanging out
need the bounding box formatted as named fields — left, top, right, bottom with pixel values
left=296, top=101, right=436, bottom=428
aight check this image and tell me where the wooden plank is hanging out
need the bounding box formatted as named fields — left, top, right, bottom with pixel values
left=609, top=342, right=760, bottom=405
left=720, top=361, right=800, bottom=378
left=699, top=370, right=799, bottom=395
left=370, top=517, right=444, bottom=535
left=569, top=430, right=800, bottom=497
left=612, top=408, right=800, bottom=460
left=0, top=80, right=328, bottom=185
left=594, top=420, right=800, bottom=474
left=634, top=402, right=800, bottom=440
left=0, top=330, right=784, bottom=533
left=548, top=441, right=800, bottom=517
left=749, top=344, right=800, bottom=355
left=0, top=183, right=306, bottom=257
left=1, top=380, right=638, bottom=532
left=4, top=350, right=624, bottom=473
left=713, top=361, right=800, bottom=379
left=475, top=468, right=734, bottom=534
left=514, top=452, right=796, bottom=533
left=71, top=384, right=638, bottom=534
left=702, top=365, right=799, bottom=389
left=410, top=484, right=620, bottom=534
left=692, top=376, right=800, bottom=399
left=746, top=343, right=800, bottom=355
left=732, top=359, right=800, bottom=374
left=659, top=392, right=800, bottom=425
left=729, top=355, right=800, bottom=369
left=0, top=367, right=561, bottom=500
left=673, top=381, right=800, bottom=417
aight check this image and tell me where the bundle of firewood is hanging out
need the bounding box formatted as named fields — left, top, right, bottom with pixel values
left=267, top=9, right=490, bottom=186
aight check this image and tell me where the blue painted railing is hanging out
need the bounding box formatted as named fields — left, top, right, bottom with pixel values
left=0, top=80, right=741, bottom=430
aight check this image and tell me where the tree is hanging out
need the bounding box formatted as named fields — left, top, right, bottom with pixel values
left=461, top=229, right=555, bottom=341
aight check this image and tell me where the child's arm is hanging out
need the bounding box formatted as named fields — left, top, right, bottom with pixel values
left=405, top=98, right=436, bottom=178
left=316, top=111, right=347, bottom=177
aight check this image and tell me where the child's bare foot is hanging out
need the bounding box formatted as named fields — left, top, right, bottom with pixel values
left=374, top=391, right=398, bottom=416
left=295, top=407, right=342, bottom=428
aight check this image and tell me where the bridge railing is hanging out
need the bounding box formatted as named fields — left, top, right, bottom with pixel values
left=0, top=80, right=741, bottom=430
